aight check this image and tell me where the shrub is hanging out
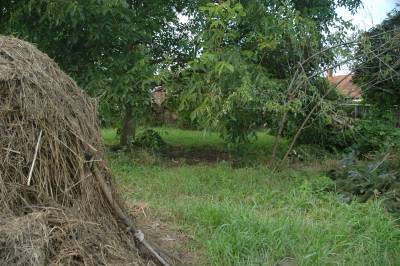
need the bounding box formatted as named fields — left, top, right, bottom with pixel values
left=296, top=111, right=400, bottom=154
left=328, top=150, right=400, bottom=214
left=351, top=117, right=400, bottom=154
left=296, top=118, right=356, bottom=152
left=132, top=129, right=166, bottom=153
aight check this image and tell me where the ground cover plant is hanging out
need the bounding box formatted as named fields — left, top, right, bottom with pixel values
left=329, top=148, right=400, bottom=213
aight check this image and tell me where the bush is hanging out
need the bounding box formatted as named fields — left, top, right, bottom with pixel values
left=351, top=118, right=400, bottom=154
left=284, top=78, right=356, bottom=152
left=296, top=111, right=400, bottom=154
left=296, top=118, right=356, bottom=152
left=132, top=129, right=166, bottom=153
left=328, top=150, right=400, bottom=214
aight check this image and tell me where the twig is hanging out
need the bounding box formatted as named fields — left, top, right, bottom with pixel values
left=2, top=148, right=21, bottom=154
left=27, top=129, right=43, bottom=186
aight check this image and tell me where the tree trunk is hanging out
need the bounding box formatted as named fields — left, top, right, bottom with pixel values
left=272, top=67, right=299, bottom=160
left=120, top=105, right=136, bottom=147
left=272, top=111, right=287, bottom=160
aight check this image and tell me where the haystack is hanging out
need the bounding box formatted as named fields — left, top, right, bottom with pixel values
left=0, top=36, right=171, bottom=265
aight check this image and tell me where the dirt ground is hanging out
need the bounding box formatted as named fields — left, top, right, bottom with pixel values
left=164, top=145, right=231, bottom=165
left=128, top=202, right=201, bottom=265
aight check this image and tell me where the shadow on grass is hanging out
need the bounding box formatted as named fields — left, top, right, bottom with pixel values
left=164, top=144, right=231, bottom=164
left=103, top=127, right=292, bottom=167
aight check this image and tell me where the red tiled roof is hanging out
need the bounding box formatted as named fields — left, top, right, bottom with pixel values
left=328, top=75, right=362, bottom=98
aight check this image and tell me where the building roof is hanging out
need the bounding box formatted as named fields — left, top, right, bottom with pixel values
left=328, top=74, right=362, bottom=98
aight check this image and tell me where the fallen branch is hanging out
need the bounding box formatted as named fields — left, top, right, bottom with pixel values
left=93, top=166, right=173, bottom=266
left=371, top=152, right=391, bottom=173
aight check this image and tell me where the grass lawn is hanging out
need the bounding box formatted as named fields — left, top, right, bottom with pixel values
left=103, top=127, right=287, bottom=163
left=102, top=127, right=277, bottom=148
left=103, top=128, right=400, bottom=266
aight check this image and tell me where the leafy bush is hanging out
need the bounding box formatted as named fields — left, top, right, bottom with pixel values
left=296, top=118, right=355, bottom=152
left=350, top=117, right=400, bottom=154
left=295, top=109, right=400, bottom=154
left=328, top=150, right=400, bottom=214
left=132, top=129, right=166, bottom=153
left=273, top=77, right=356, bottom=152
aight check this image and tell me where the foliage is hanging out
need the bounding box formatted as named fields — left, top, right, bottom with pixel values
left=168, top=0, right=361, bottom=146
left=295, top=108, right=400, bottom=154
left=350, top=114, right=400, bottom=154
left=348, top=10, right=400, bottom=155
left=353, top=9, right=400, bottom=108
left=132, top=129, right=166, bottom=153
left=284, top=78, right=354, bottom=151
left=1, top=0, right=365, bottom=149
left=0, top=0, right=196, bottom=142
left=91, top=46, right=156, bottom=129
left=0, top=0, right=191, bottom=77
left=168, top=1, right=298, bottom=144
left=329, top=149, right=400, bottom=214
left=295, top=120, right=355, bottom=152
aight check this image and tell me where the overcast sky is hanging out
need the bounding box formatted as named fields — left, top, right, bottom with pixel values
left=337, top=0, right=398, bottom=31
left=335, top=0, right=398, bottom=74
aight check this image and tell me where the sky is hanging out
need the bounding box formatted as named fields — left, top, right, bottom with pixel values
left=337, top=0, right=398, bottom=31
left=335, top=0, right=398, bottom=74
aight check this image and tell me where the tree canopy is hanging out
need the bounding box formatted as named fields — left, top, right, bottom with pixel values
left=1, top=0, right=369, bottom=149
left=0, top=0, right=198, bottom=145
left=167, top=0, right=362, bottom=144
left=354, top=9, right=400, bottom=108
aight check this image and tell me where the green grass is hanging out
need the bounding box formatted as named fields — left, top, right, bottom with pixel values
left=102, top=127, right=277, bottom=148
left=102, top=128, right=120, bottom=146
left=155, top=127, right=279, bottom=151
left=102, top=127, right=287, bottom=163
left=103, top=128, right=400, bottom=265
left=157, top=127, right=226, bottom=148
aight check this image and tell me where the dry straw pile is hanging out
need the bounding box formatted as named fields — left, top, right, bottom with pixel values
left=0, top=36, right=168, bottom=265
